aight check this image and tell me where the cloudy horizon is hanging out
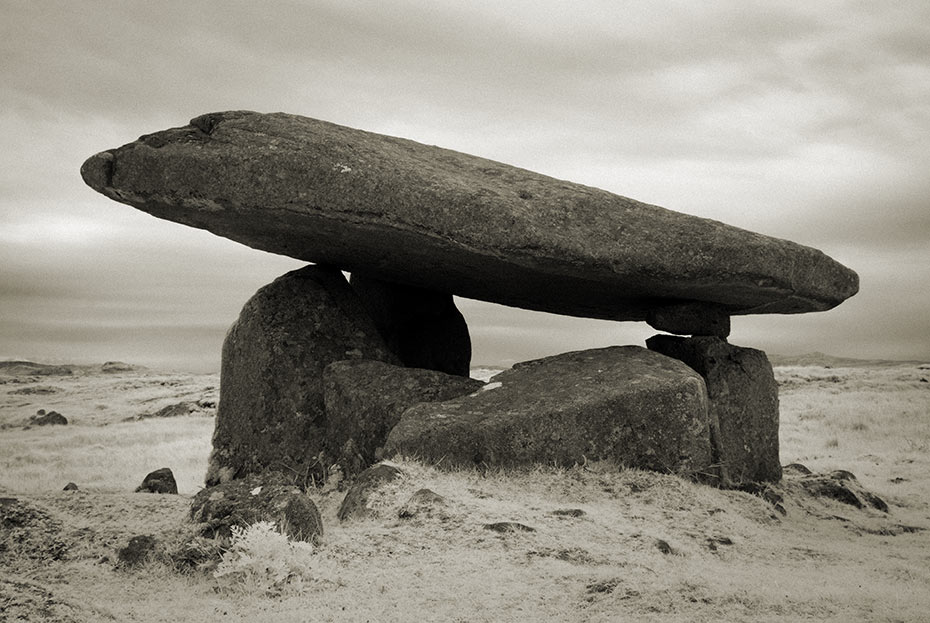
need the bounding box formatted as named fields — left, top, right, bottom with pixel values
left=2, top=1, right=929, bottom=372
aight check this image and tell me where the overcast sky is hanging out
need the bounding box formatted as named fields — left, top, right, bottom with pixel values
left=2, top=1, right=928, bottom=372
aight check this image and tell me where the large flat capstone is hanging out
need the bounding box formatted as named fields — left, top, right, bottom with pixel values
left=81, top=111, right=858, bottom=321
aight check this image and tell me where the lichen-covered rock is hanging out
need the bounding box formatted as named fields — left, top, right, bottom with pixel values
left=797, top=470, right=888, bottom=512
left=646, top=335, right=781, bottom=484
left=337, top=463, right=404, bottom=521
left=384, top=346, right=714, bottom=480
left=323, top=360, right=484, bottom=476
left=351, top=274, right=472, bottom=376
left=190, top=474, right=323, bottom=543
left=206, top=265, right=398, bottom=487
left=81, top=110, right=858, bottom=322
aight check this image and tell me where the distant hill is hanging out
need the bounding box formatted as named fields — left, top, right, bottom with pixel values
left=0, top=360, right=145, bottom=376
left=768, top=352, right=929, bottom=368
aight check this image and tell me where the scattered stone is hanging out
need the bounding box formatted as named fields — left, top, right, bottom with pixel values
left=30, top=410, right=67, bottom=426
left=8, top=385, right=59, bottom=395
left=323, top=360, right=484, bottom=476
left=63, top=482, right=79, bottom=491
left=550, top=508, right=587, bottom=518
left=337, top=463, right=404, bottom=521
left=190, top=474, right=323, bottom=543
left=783, top=463, right=813, bottom=475
left=646, top=302, right=731, bottom=338
left=81, top=110, right=858, bottom=322
left=146, top=401, right=196, bottom=418
left=206, top=265, right=398, bottom=487
left=647, top=335, right=781, bottom=485
left=586, top=579, right=622, bottom=595
left=798, top=470, right=889, bottom=512
left=705, top=536, right=734, bottom=551
left=654, top=538, right=675, bottom=554
left=484, top=522, right=536, bottom=533
left=135, top=468, right=178, bottom=494
left=117, top=535, right=159, bottom=568
left=351, top=274, right=472, bottom=376
left=397, top=488, right=448, bottom=519
left=384, top=346, right=714, bottom=480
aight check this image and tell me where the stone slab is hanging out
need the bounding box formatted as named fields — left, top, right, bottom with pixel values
left=383, top=346, right=715, bottom=479
left=81, top=111, right=858, bottom=322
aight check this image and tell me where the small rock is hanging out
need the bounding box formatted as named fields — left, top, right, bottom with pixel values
left=63, top=482, right=79, bottom=491
left=483, top=522, right=536, bottom=533
left=135, top=468, right=178, bottom=494
left=654, top=539, right=675, bottom=554
left=398, top=488, right=447, bottom=519
left=550, top=509, right=586, bottom=518
left=30, top=410, right=67, bottom=426
left=799, top=470, right=888, bottom=512
left=783, top=463, right=813, bottom=475
left=117, top=535, right=159, bottom=568
left=705, top=536, right=734, bottom=551
left=338, top=463, right=404, bottom=521
left=190, top=474, right=323, bottom=543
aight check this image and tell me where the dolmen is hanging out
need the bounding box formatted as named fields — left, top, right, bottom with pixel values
left=82, top=111, right=858, bottom=489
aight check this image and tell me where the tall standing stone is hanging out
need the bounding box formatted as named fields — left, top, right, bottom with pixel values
left=646, top=335, right=781, bottom=484
left=206, top=265, right=398, bottom=487
left=350, top=274, right=472, bottom=376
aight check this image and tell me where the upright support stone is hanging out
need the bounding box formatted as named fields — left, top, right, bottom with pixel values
left=350, top=274, right=472, bottom=377
left=646, top=335, right=781, bottom=484
left=646, top=302, right=731, bottom=338
left=206, top=265, right=398, bottom=487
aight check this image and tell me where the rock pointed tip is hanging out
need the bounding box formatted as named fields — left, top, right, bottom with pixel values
left=80, top=150, right=114, bottom=191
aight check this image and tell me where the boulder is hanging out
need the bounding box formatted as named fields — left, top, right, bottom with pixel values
left=117, top=535, right=159, bottom=568
left=337, top=463, right=404, bottom=521
left=81, top=111, right=858, bottom=323
left=646, top=335, right=781, bottom=484
left=30, top=410, right=67, bottom=426
left=134, top=467, right=178, bottom=494
left=350, top=274, right=472, bottom=376
left=796, top=470, right=888, bottom=512
left=383, top=346, right=715, bottom=480
left=190, top=474, right=323, bottom=543
left=323, top=360, right=484, bottom=477
left=397, top=488, right=448, bottom=520
left=206, top=265, right=398, bottom=487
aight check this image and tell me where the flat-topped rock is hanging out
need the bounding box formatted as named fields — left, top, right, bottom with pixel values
left=81, top=111, right=858, bottom=320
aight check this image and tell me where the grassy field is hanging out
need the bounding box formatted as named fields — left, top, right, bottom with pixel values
left=1, top=358, right=929, bottom=622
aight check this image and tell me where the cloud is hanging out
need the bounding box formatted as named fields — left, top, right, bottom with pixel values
left=1, top=1, right=928, bottom=368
